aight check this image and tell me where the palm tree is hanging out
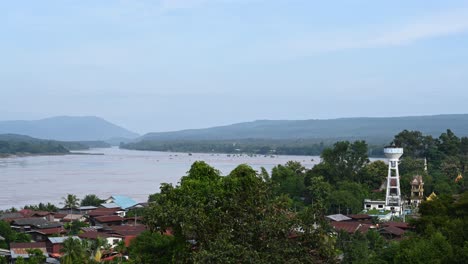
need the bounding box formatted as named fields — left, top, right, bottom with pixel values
left=60, top=237, right=88, bottom=264
left=114, top=240, right=127, bottom=263
left=62, top=194, right=80, bottom=214
left=91, top=236, right=108, bottom=262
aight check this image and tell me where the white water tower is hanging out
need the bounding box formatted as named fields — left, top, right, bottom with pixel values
left=384, top=146, right=403, bottom=215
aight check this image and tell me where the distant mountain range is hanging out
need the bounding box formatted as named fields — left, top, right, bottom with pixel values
left=140, top=114, right=468, bottom=143
left=0, top=116, right=139, bottom=142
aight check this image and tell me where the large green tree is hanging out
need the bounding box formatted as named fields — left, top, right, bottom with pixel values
left=317, top=140, right=370, bottom=184
left=143, top=161, right=335, bottom=263
left=81, top=194, right=104, bottom=207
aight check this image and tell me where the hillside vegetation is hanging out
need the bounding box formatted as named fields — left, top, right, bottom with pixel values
left=0, top=116, right=139, bottom=141
left=140, top=114, right=468, bottom=142
left=124, top=115, right=468, bottom=156
left=0, top=134, right=110, bottom=156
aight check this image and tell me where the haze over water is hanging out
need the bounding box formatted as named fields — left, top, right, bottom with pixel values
left=0, top=148, right=321, bottom=210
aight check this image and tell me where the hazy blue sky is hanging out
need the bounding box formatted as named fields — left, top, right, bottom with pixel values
left=1, top=0, right=468, bottom=133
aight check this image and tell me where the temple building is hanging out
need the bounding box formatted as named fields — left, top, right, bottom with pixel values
left=410, top=175, right=424, bottom=206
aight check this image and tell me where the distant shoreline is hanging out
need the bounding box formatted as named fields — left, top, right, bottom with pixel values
left=0, top=152, right=104, bottom=159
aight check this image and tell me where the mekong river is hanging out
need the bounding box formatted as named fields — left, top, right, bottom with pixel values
left=0, top=147, right=320, bottom=210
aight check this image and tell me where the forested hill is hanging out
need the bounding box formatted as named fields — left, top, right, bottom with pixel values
left=0, top=134, right=110, bottom=156
left=140, top=114, right=468, bottom=143
left=0, top=116, right=139, bottom=141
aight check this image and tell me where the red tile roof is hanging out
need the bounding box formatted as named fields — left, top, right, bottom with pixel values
left=31, top=211, right=53, bottom=217
left=53, top=213, right=67, bottom=219
left=381, top=226, right=405, bottom=236
left=18, top=209, right=34, bottom=217
left=88, top=208, right=120, bottom=217
left=78, top=231, right=120, bottom=240
left=348, top=214, right=372, bottom=220
left=383, top=222, right=410, bottom=229
left=108, top=225, right=146, bottom=236
left=10, top=242, right=46, bottom=249
left=94, top=215, right=124, bottom=223
left=331, top=221, right=373, bottom=234
left=10, top=242, right=48, bottom=256
left=31, top=227, right=65, bottom=235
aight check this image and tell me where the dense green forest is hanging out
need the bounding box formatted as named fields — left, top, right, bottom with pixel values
left=0, top=134, right=110, bottom=156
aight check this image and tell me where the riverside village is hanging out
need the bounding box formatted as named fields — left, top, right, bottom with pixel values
left=0, top=145, right=445, bottom=263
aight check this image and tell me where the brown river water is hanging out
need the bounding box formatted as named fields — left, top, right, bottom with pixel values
left=0, top=147, right=321, bottom=210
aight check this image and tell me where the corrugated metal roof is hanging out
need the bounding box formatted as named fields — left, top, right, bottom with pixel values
left=101, top=203, right=121, bottom=209
left=10, top=242, right=47, bottom=259
left=331, top=222, right=373, bottom=234
left=88, top=208, right=119, bottom=217
left=0, top=212, right=24, bottom=220
left=349, top=214, right=372, bottom=220
left=27, top=227, right=65, bottom=235
left=94, top=215, right=124, bottom=223
left=78, top=206, right=98, bottom=210
left=48, top=236, right=80, bottom=244
left=107, top=195, right=138, bottom=209
left=380, top=226, right=405, bottom=236
left=326, top=214, right=352, bottom=222
left=12, top=217, right=48, bottom=226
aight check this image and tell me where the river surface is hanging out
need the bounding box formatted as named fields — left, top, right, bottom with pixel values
left=0, top=147, right=321, bottom=210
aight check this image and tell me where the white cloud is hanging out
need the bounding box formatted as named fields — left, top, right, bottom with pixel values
left=370, top=8, right=468, bottom=46
left=262, top=7, right=468, bottom=60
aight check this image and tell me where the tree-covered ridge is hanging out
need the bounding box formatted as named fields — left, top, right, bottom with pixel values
left=139, top=114, right=468, bottom=142
left=121, top=138, right=385, bottom=156
left=0, top=133, right=111, bottom=156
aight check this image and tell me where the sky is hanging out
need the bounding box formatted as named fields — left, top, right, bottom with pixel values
left=1, top=0, right=468, bottom=134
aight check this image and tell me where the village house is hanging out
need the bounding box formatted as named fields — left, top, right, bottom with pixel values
left=103, top=195, right=138, bottom=211
left=9, top=242, right=48, bottom=263
left=78, top=230, right=123, bottom=248
left=46, top=236, right=80, bottom=258
left=27, top=227, right=66, bottom=242
left=91, top=215, right=124, bottom=227
left=11, top=218, right=63, bottom=232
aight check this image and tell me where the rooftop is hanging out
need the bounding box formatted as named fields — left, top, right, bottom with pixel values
left=331, top=221, right=373, bottom=234
left=105, top=195, right=138, bottom=210
left=10, top=242, right=47, bottom=259
left=380, top=226, right=405, bottom=236
left=88, top=208, right=120, bottom=217
left=78, top=231, right=119, bottom=240
left=101, top=203, right=121, bottom=209
left=108, top=225, right=147, bottom=236
left=326, top=214, right=352, bottom=222
left=348, top=214, right=372, bottom=220
left=78, top=206, right=98, bottom=210
left=94, top=215, right=124, bottom=223
left=48, top=236, right=80, bottom=244
left=28, top=227, right=65, bottom=235
left=0, top=212, right=24, bottom=221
